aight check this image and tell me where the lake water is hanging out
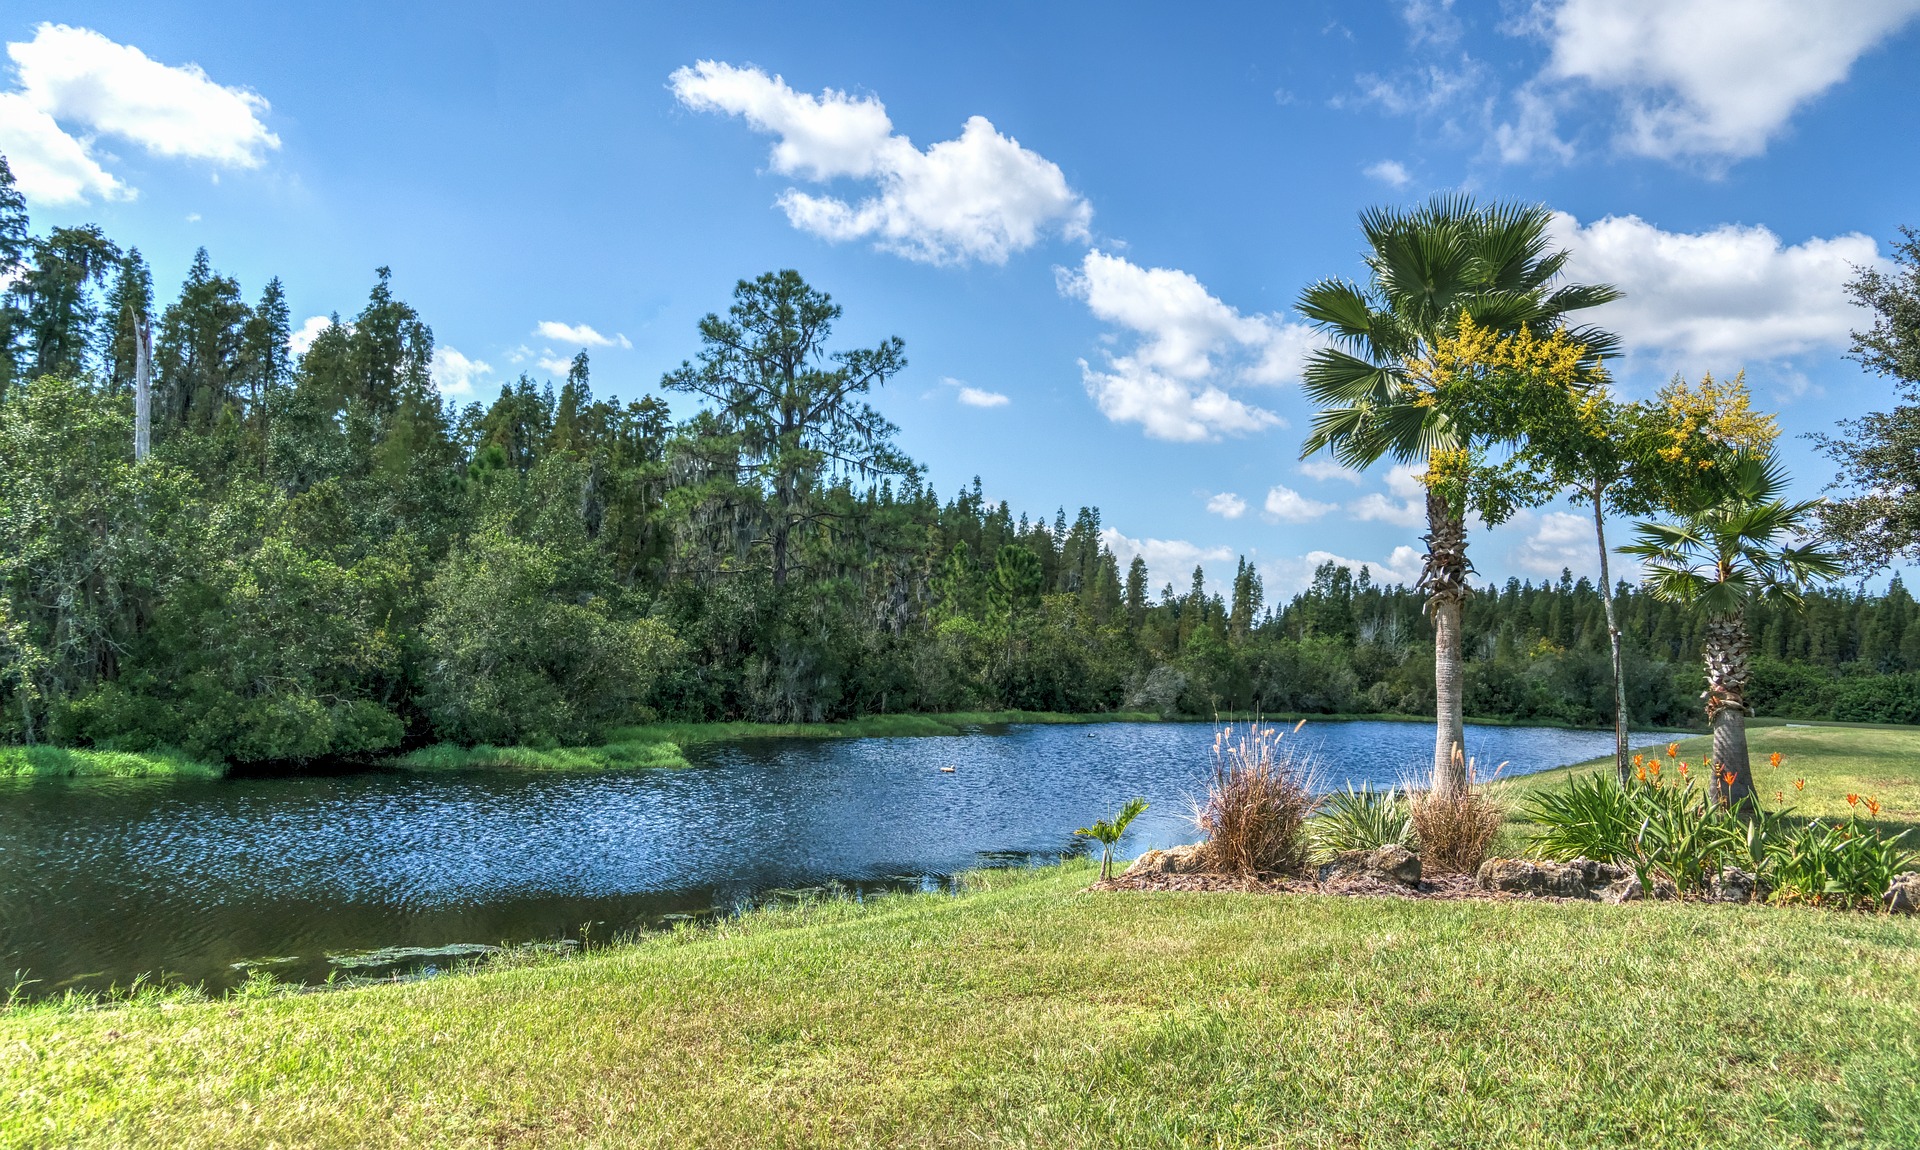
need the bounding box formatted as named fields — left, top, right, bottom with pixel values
left=0, top=720, right=1621, bottom=997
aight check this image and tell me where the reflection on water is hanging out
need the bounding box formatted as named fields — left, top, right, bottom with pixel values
left=0, top=720, right=1617, bottom=996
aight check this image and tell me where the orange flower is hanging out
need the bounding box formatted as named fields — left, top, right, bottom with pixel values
left=1722, top=770, right=1737, bottom=786
left=1633, top=753, right=1645, bottom=768
left=1846, top=793, right=1860, bottom=806
left=1794, top=778, right=1806, bottom=791
left=1769, top=751, right=1783, bottom=769
left=1667, top=743, right=1679, bottom=758
left=1866, top=797, right=1882, bottom=817
left=1651, top=761, right=1663, bottom=778
left=1775, top=791, right=1785, bottom=804
left=1678, top=762, right=1688, bottom=776
left=1636, top=766, right=1647, bottom=782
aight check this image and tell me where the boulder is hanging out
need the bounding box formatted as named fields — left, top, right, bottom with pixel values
left=1887, top=872, right=1920, bottom=915
left=1317, top=845, right=1422, bottom=888
left=1120, top=844, right=1208, bottom=878
left=1601, top=872, right=1678, bottom=904
left=1708, top=866, right=1767, bottom=904
left=1476, top=858, right=1595, bottom=899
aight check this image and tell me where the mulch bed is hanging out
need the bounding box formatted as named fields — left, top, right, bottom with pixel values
left=1089, top=870, right=1545, bottom=902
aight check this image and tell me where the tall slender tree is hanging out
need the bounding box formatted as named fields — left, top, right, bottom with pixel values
left=1296, top=196, right=1618, bottom=792
left=661, top=270, right=908, bottom=588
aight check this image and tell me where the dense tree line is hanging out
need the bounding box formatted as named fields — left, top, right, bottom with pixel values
left=3, top=158, right=1917, bottom=766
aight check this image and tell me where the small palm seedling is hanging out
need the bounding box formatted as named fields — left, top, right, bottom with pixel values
left=1076, top=798, right=1149, bottom=880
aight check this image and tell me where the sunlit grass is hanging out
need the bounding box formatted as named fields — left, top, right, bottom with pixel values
left=4, top=859, right=1917, bottom=1148
left=0, top=744, right=224, bottom=779
left=390, top=740, right=690, bottom=772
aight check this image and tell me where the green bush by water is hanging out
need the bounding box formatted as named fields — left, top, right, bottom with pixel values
left=0, top=745, right=224, bottom=779
left=391, top=741, right=689, bottom=772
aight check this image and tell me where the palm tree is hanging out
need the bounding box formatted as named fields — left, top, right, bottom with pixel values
left=1622, top=453, right=1841, bottom=810
left=1297, top=195, right=1619, bottom=794
left=1075, top=798, right=1149, bottom=881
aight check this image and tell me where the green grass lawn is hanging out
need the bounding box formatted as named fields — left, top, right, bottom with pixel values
left=1510, top=722, right=1920, bottom=834
left=5, top=861, right=1917, bottom=1149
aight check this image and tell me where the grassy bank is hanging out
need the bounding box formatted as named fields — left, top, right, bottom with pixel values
left=0, top=744, right=224, bottom=779
left=605, top=709, right=1164, bottom=749
left=390, top=740, right=691, bottom=772
left=1508, top=723, right=1920, bottom=833
left=5, top=858, right=1917, bottom=1148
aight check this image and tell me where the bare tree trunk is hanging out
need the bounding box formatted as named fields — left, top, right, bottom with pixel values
left=133, top=316, right=152, bottom=462
left=1591, top=481, right=1630, bottom=783
left=1703, top=612, right=1755, bottom=811
left=1422, top=487, right=1469, bottom=795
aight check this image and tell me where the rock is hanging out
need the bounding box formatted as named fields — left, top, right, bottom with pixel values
left=1566, top=858, right=1631, bottom=887
left=1601, top=872, right=1678, bottom=904
left=1476, top=858, right=1594, bottom=899
left=1708, top=866, right=1766, bottom=904
left=1887, top=872, right=1920, bottom=914
left=1317, top=845, right=1422, bottom=888
left=1119, top=844, right=1208, bottom=878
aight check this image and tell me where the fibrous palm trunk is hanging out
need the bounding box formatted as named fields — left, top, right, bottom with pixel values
left=1703, top=612, right=1755, bottom=811
left=1422, top=487, right=1470, bottom=796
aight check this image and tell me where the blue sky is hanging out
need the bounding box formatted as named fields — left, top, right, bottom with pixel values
left=5, top=1, right=1919, bottom=596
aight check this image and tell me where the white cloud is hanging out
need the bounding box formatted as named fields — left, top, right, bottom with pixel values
left=1513, top=0, right=1920, bottom=163
left=0, top=24, right=278, bottom=206
left=1099, top=527, right=1233, bottom=587
left=536, top=354, right=576, bottom=377
left=1264, top=546, right=1425, bottom=597
left=1553, top=211, right=1884, bottom=362
left=1364, top=159, right=1412, bottom=187
left=1509, top=510, right=1597, bottom=578
left=670, top=60, right=1091, bottom=265
left=0, top=90, right=128, bottom=204
left=431, top=346, right=492, bottom=399
left=1205, top=492, right=1248, bottom=519
left=1263, top=484, right=1336, bottom=524
left=1057, top=249, right=1314, bottom=442
left=940, top=377, right=1010, bottom=408
left=1346, top=464, right=1427, bottom=527
left=287, top=315, right=335, bottom=357
left=1298, top=458, right=1365, bottom=485
left=535, top=320, right=630, bottom=349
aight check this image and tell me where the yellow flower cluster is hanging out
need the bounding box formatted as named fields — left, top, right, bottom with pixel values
left=1405, top=315, right=1589, bottom=393
left=1649, top=372, right=1777, bottom=469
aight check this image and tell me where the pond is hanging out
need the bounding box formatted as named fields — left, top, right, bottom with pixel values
left=0, top=720, right=1621, bottom=998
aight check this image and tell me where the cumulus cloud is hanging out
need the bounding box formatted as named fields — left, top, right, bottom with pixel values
left=0, top=91, right=127, bottom=204
left=431, top=346, right=492, bottom=398
left=1099, top=527, right=1233, bottom=587
left=1264, top=546, right=1425, bottom=597
left=1364, top=159, right=1413, bottom=187
left=1205, top=492, right=1248, bottom=519
left=1263, top=484, right=1336, bottom=524
left=536, top=354, right=576, bottom=377
left=1299, top=458, right=1366, bottom=485
left=942, top=377, right=1010, bottom=408
left=1057, top=250, right=1314, bottom=442
left=0, top=23, right=277, bottom=204
left=1346, top=463, right=1427, bottom=527
left=287, top=315, right=336, bottom=357
left=1509, top=510, right=1599, bottom=578
left=670, top=60, right=1091, bottom=265
left=1553, top=211, right=1883, bottom=363
left=535, top=320, right=630, bottom=349
left=1510, top=0, right=1920, bottom=163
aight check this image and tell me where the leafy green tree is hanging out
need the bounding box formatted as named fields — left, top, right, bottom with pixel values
left=1296, top=196, right=1618, bottom=792
left=98, top=248, right=153, bottom=394
left=9, top=225, right=121, bottom=381
left=1815, top=226, right=1920, bottom=570
left=1623, top=453, right=1842, bottom=809
left=662, top=270, right=908, bottom=588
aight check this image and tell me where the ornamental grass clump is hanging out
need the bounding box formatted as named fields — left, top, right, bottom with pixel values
left=1195, top=721, right=1319, bottom=876
left=1409, top=749, right=1504, bottom=874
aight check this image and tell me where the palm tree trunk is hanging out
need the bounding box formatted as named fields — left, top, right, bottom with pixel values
left=1590, top=480, right=1630, bottom=784
left=1703, top=612, right=1755, bottom=810
left=1422, top=487, right=1469, bottom=795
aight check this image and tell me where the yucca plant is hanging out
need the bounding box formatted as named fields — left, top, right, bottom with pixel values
left=1524, top=770, right=1641, bottom=864
left=1076, top=797, right=1149, bottom=881
left=1313, top=783, right=1412, bottom=856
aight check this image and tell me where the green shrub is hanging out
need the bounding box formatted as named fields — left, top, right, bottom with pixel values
left=1312, top=783, right=1411, bottom=856
left=1767, top=802, right=1918, bottom=909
